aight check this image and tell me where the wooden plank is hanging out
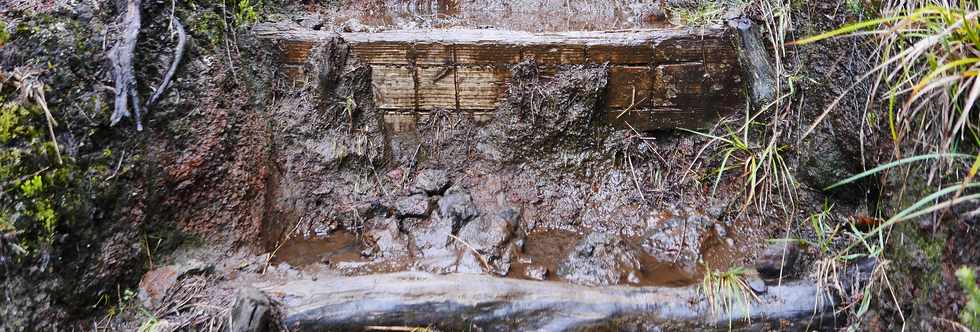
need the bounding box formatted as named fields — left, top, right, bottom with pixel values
left=417, top=66, right=458, bottom=109
left=587, top=45, right=656, bottom=65
left=454, top=44, right=523, bottom=65
left=372, top=66, right=416, bottom=109
left=258, top=26, right=745, bottom=130
left=281, top=40, right=315, bottom=65
left=522, top=45, right=586, bottom=65
left=456, top=66, right=510, bottom=109
left=651, top=63, right=706, bottom=107
left=413, top=43, right=454, bottom=66
left=351, top=41, right=413, bottom=65
left=605, top=66, right=656, bottom=109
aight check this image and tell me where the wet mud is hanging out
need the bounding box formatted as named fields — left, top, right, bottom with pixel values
left=262, top=31, right=765, bottom=289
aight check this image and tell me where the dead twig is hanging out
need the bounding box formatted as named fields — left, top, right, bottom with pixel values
left=447, top=234, right=491, bottom=272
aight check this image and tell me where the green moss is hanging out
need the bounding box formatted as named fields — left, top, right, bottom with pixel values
left=0, top=21, right=10, bottom=46
left=957, top=267, right=980, bottom=330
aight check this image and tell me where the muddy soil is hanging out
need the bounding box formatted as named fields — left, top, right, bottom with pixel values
left=256, top=25, right=769, bottom=290
left=6, top=0, right=956, bottom=330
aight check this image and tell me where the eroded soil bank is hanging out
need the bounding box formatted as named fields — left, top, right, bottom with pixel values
left=1, top=0, right=977, bottom=331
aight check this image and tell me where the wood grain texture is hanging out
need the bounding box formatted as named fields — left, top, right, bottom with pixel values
left=258, top=25, right=745, bottom=129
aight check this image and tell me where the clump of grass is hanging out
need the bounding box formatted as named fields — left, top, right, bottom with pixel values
left=956, top=267, right=980, bottom=330
left=700, top=266, right=760, bottom=327
left=793, top=1, right=980, bottom=161
left=669, top=0, right=751, bottom=27
left=681, top=103, right=798, bottom=215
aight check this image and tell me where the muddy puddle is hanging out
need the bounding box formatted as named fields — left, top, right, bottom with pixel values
left=271, top=231, right=369, bottom=267
left=332, top=0, right=672, bottom=32
left=272, top=225, right=742, bottom=287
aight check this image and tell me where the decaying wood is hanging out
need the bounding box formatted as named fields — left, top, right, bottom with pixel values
left=146, top=17, right=187, bottom=109
left=259, top=272, right=835, bottom=331
left=258, top=26, right=746, bottom=130
left=109, top=0, right=143, bottom=131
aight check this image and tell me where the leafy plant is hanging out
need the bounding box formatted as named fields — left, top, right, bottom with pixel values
left=681, top=104, right=798, bottom=214
left=233, top=0, right=261, bottom=26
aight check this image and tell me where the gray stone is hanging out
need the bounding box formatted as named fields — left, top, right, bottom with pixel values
left=745, top=269, right=768, bottom=294
left=458, top=208, right=520, bottom=254
left=413, top=169, right=450, bottom=195
left=367, top=219, right=410, bottom=258
left=230, top=287, right=273, bottom=332
left=640, top=211, right=709, bottom=274
left=755, top=242, right=801, bottom=279
left=395, top=194, right=433, bottom=218
left=437, top=189, right=479, bottom=230
left=557, top=232, right=640, bottom=286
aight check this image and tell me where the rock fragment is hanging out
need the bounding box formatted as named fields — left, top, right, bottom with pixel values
left=395, top=194, right=433, bottom=218
left=755, top=242, right=800, bottom=279
left=557, top=232, right=640, bottom=286
left=413, top=169, right=450, bottom=195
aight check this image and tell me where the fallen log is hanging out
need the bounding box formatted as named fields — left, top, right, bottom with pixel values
left=258, top=272, right=835, bottom=331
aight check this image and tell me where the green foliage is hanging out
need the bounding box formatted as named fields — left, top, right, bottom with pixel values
left=957, top=267, right=980, bottom=330
left=233, top=0, right=260, bottom=26
left=700, top=266, right=760, bottom=327
left=0, top=20, right=10, bottom=46
left=0, top=75, right=105, bottom=253
left=793, top=3, right=980, bottom=157
left=0, top=102, right=40, bottom=143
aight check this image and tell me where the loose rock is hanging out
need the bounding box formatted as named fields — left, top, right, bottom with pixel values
left=557, top=232, right=640, bottom=286
left=413, top=169, right=450, bottom=195
left=395, top=194, right=433, bottom=218
left=437, top=188, right=479, bottom=230
left=640, top=210, right=710, bottom=274
left=755, top=242, right=801, bottom=279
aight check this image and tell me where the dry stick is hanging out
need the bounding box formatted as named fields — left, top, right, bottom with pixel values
left=263, top=220, right=304, bottom=274
left=33, top=88, right=63, bottom=165
left=104, top=149, right=127, bottom=181
left=447, top=234, right=491, bottom=271
left=109, top=0, right=143, bottom=131
left=146, top=16, right=187, bottom=108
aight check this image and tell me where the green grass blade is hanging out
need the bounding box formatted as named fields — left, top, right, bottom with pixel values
left=789, top=16, right=907, bottom=45
left=891, top=183, right=980, bottom=221
left=824, top=153, right=974, bottom=190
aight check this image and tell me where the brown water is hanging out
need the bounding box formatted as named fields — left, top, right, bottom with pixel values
left=332, top=0, right=672, bottom=32
left=271, top=231, right=368, bottom=267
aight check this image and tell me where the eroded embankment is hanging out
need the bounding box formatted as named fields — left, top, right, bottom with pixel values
left=257, top=26, right=753, bottom=284
left=194, top=22, right=849, bottom=330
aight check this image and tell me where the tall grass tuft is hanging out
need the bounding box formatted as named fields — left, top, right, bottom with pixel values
left=792, top=1, right=979, bottom=161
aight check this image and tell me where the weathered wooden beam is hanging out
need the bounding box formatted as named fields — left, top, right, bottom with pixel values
left=258, top=272, right=834, bottom=331
left=258, top=25, right=745, bottom=130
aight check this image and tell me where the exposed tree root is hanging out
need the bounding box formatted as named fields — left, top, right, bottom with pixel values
left=109, top=0, right=143, bottom=130
left=146, top=17, right=187, bottom=109
left=110, top=0, right=188, bottom=131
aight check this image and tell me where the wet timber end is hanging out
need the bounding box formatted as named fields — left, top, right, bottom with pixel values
left=257, top=24, right=745, bottom=130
